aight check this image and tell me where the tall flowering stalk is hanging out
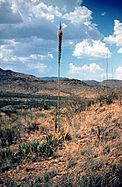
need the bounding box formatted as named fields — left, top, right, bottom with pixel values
left=106, top=53, right=109, bottom=95
left=55, top=23, right=63, bottom=132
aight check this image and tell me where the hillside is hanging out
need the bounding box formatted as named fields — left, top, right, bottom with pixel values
left=0, top=68, right=104, bottom=98
left=101, top=79, right=122, bottom=89
left=0, top=68, right=122, bottom=93
left=0, top=68, right=39, bottom=82
left=39, top=77, right=69, bottom=81
left=0, top=97, right=122, bottom=186
left=0, top=68, right=122, bottom=187
left=84, top=80, right=100, bottom=86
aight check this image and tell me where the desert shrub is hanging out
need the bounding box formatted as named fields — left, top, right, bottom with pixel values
left=6, top=180, right=17, bottom=187
left=58, top=174, right=73, bottom=187
left=98, top=95, right=105, bottom=104
left=0, top=147, right=21, bottom=172
left=40, top=125, right=47, bottom=134
left=102, top=145, right=110, bottom=155
left=32, top=177, right=42, bottom=187
left=91, top=126, right=118, bottom=143
left=4, top=167, right=122, bottom=187
left=80, top=149, right=95, bottom=158
left=98, top=92, right=118, bottom=106
left=43, top=170, right=57, bottom=184
left=103, top=113, right=112, bottom=124
left=25, top=171, right=57, bottom=187
left=106, top=95, right=113, bottom=105
left=103, top=93, right=118, bottom=105
left=18, top=134, right=63, bottom=160
left=66, top=159, right=76, bottom=169
left=90, top=127, right=97, bottom=136
left=75, top=173, right=102, bottom=187
left=0, top=133, right=63, bottom=172
left=18, top=142, right=31, bottom=158
left=65, top=96, right=86, bottom=114
left=65, top=132, right=72, bottom=141
left=27, top=123, right=39, bottom=133
left=0, top=128, right=20, bottom=147
left=99, top=128, right=118, bottom=142
left=0, top=147, right=12, bottom=160
left=85, top=159, right=104, bottom=173
left=73, top=161, right=122, bottom=187
left=0, top=106, right=17, bottom=117
left=87, top=100, right=95, bottom=108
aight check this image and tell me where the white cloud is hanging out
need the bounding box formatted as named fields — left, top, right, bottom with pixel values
left=0, top=49, right=52, bottom=64
left=62, top=23, right=67, bottom=29
left=0, top=39, right=53, bottom=73
left=1, top=0, right=62, bottom=23
left=32, top=2, right=62, bottom=22
left=0, top=38, right=54, bottom=61
left=0, top=0, right=103, bottom=41
left=63, top=6, right=92, bottom=25
left=28, top=62, right=47, bottom=73
left=48, top=53, right=53, bottom=59
left=0, top=1, right=22, bottom=24
left=0, top=44, right=14, bottom=62
left=117, top=48, right=122, bottom=54
left=41, top=0, right=83, bottom=12
left=0, top=0, right=109, bottom=78
left=115, top=66, right=122, bottom=79
left=101, top=12, right=106, bottom=16
left=104, top=20, right=122, bottom=47
left=17, top=53, right=53, bottom=64
left=73, top=39, right=111, bottom=58
left=69, top=63, right=103, bottom=74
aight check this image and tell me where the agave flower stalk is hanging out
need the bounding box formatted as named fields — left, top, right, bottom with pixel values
left=56, top=23, right=63, bottom=132
left=106, top=53, right=109, bottom=95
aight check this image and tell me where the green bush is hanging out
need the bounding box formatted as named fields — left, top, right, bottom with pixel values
left=0, top=134, right=62, bottom=172
left=27, top=123, right=39, bottom=133
left=18, top=134, right=62, bottom=160
left=98, top=92, right=119, bottom=106
left=0, top=147, right=12, bottom=160
left=0, top=128, right=20, bottom=147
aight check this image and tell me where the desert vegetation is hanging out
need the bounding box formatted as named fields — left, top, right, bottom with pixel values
left=0, top=85, right=122, bottom=186
left=0, top=0, right=122, bottom=186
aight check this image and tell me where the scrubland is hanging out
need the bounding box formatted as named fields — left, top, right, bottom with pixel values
left=0, top=89, right=122, bottom=187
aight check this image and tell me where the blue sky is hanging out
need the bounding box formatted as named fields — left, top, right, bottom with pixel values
left=0, top=0, right=122, bottom=80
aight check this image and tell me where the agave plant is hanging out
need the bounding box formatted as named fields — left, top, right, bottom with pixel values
left=20, top=142, right=30, bottom=158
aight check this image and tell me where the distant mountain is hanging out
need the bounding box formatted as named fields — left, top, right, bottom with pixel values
left=84, top=79, right=122, bottom=88
left=40, top=77, right=100, bottom=87
left=83, top=80, right=100, bottom=86
left=101, top=79, right=122, bottom=89
left=0, top=68, right=39, bottom=82
left=40, top=77, right=87, bottom=86
left=61, top=78, right=88, bottom=86
left=0, top=68, right=87, bottom=86
left=0, top=68, right=122, bottom=95
left=0, top=68, right=91, bottom=95
left=39, top=77, right=69, bottom=81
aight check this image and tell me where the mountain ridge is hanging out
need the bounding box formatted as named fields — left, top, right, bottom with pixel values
left=0, top=68, right=122, bottom=89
